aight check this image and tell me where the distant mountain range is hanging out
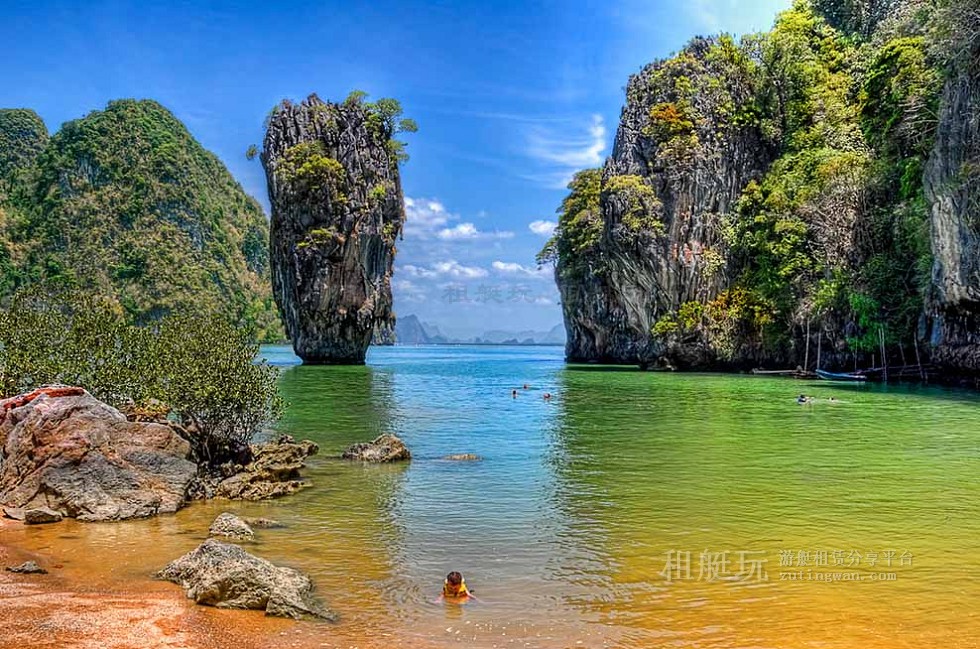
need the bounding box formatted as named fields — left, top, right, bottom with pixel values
left=392, top=314, right=565, bottom=346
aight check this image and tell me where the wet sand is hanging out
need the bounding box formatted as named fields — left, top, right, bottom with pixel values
left=0, top=519, right=359, bottom=649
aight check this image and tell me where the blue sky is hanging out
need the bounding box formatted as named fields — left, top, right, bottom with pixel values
left=2, top=0, right=789, bottom=338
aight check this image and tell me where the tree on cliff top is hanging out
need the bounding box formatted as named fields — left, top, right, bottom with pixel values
left=538, top=168, right=602, bottom=272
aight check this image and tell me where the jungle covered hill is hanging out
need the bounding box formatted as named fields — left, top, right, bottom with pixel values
left=0, top=100, right=283, bottom=342
left=543, top=0, right=980, bottom=378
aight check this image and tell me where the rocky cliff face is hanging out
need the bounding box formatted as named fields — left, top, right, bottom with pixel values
left=924, top=24, right=980, bottom=373
left=558, top=38, right=772, bottom=367
left=552, top=3, right=951, bottom=372
left=262, top=95, right=405, bottom=364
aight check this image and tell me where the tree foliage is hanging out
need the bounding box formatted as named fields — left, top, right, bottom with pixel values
left=538, top=168, right=602, bottom=271
left=0, top=285, right=282, bottom=465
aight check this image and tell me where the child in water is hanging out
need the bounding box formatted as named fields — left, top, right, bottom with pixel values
left=439, top=571, right=475, bottom=602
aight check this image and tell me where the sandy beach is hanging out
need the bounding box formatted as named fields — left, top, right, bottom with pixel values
left=0, top=519, right=334, bottom=649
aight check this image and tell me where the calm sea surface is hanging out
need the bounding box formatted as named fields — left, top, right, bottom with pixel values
left=8, top=345, right=980, bottom=648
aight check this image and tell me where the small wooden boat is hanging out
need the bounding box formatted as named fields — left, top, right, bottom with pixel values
left=815, top=369, right=867, bottom=382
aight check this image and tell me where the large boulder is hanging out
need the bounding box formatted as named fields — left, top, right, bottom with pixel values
left=0, top=387, right=197, bottom=521
left=156, top=539, right=336, bottom=621
left=261, top=94, right=406, bottom=364
left=213, top=436, right=318, bottom=500
left=342, top=434, right=410, bottom=463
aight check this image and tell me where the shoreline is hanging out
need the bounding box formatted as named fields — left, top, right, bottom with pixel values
left=0, top=518, right=326, bottom=649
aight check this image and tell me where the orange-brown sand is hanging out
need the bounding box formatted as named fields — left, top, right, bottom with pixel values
left=0, top=519, right=359, bottom=649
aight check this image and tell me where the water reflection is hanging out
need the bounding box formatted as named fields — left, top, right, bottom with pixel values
left=6, top=347, right=980, bottom=648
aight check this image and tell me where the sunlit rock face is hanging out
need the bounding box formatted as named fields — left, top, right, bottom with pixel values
left=558, top=38, right=772, bottom=368
left=925, top=52, right=980, bottom=374
left=262, top=94, right=404, bottom=364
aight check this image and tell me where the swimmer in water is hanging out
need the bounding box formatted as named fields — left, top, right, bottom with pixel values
left=512, top=389, right=518, bottom=398
left=543, top=392, right=552, bottom=401
left=523, top=383, right=529, bottom=390
left=797, top=394, right=808, bottom=404
left=438, top=571, right=475, bottom=602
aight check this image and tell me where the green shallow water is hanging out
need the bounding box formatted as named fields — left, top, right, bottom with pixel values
left=8, top=345, right=980, bottom=648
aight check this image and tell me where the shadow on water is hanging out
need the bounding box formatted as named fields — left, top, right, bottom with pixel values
left=564, top=364, right=645, bottom=373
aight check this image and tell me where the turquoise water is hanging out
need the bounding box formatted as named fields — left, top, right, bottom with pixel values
left=11, top=344, right=980, bottom=648
left=257, top=344, right=980, bottom=648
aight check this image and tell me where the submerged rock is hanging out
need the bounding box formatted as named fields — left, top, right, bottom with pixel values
left=156, top=539, right=336, bottom=621
left=262, top=94, right=406, bottom=364
left=214, top=436, right=319, bottom=500
left=5, top=561, right=47, bottom=575
left=0, top=387, right=197, bottom=521
left=442, top=454, right=481, bottom=462
left=23, top=507, right=62, bottom=525
left=208, top=513, right=254, bottom=541
left=243, top=517, right=285, bottom=529
left=342, top=434, right=410, bottom=463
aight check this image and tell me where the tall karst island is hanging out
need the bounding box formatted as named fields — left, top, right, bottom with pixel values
left=260, top=93, right=413, bottom=364
left=543, top=0, right=980, bottom=379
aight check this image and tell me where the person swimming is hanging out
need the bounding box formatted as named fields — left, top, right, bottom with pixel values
left=512, top=389, right=518, bottom=398
left=440, top=571, right=472, bottom=601
left=523, top=383, right=529, bottom=390
left=543, top=392, right=552, bottom=401
left=797, top=394, right=808, bottom=404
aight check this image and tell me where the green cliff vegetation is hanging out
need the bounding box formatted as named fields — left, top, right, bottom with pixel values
left=0, top=100, right=283, bottom=342
left=538, top=168, right=602, bottom=274
left=547, top=0, right=952, bottom=366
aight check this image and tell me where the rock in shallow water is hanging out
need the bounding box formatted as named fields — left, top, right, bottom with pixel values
left=156, top=539, right=336, bottom=621
left=5, top=561, right=46, bottom=574
left=342, top=434, right=410, bottom=463
left=23, top=507, right=62, bottom=525
left=0, top=387, right=197, bottom=521
left=214, top=436, right=319, bottom=500
left=243, top=517, right=285, bottom=529
left=442, top=454, right=481, bottom=462
left=208, top=513, right=254, bottom=541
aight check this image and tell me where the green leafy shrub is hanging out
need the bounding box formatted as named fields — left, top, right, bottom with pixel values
left=0, top=285, right=282, bottom=466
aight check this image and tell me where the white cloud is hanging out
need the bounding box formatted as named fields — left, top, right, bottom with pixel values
left=402, top=260, right=488, bottom=279
left=403, top=197, right=451, bottom=239
left=524, top=114, right=606, bottom=188
left=492, top=260, right=552, bottom=280
left=528, top=220, right=557, bottom=237
left=404, top=196, right=512, bottom=241
left=437, top=222, right=515, bottom=241
left=393, top=278, right=427, bottom=302
left=434, top=260, right=489, bottom=278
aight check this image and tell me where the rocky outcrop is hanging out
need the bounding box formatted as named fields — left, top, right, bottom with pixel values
left=557, top=38, right=772, bottom=367
left=0, top=387, right=197, bottom=521
left=156, top=539, right=336, bottom=621
left=209, top=513, right=254, bottom=541
left=262, top=94, right=406, bottom=364
left=342, top=434, right=410, bottom=463
left=924, top=31, right=980, bottom=374
left=212, top=436, right=318, bottom=500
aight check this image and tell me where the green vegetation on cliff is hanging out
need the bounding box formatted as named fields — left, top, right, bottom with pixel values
left=546, top=0, right=953, bottom=368
left=0, top=100, right=283, bottom=341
